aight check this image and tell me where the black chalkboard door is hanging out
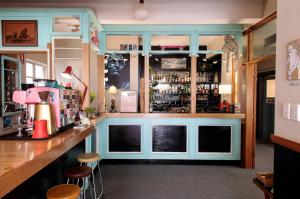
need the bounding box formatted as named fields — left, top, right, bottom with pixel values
left=152, top=125, right=187, bottom=152
left=109, top=125, right=141, bottom=152
left=198, top=126, right=231, bottom=153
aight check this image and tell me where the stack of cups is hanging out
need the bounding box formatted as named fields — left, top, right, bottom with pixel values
left=32, top=120, right=49, bottom=139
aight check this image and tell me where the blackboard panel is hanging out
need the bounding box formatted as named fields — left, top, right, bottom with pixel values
left=198, top=126, right=231, bottom=153
left=152, top=125, right=187, bottom=152
left=109, top=125, right=141, bottom=152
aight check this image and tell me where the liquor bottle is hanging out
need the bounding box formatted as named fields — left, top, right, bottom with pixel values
left=214, top=72, right=218, bottom=83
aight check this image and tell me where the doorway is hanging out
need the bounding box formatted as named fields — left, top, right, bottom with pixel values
left=254, top=57, right=275, bottom=171
left=256, top=70, right=275, bottom=142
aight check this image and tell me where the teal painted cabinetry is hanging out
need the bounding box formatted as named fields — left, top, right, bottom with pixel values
left=0, top=8, right=102, bottom=49
left=97, top=117, right=241, bottom=161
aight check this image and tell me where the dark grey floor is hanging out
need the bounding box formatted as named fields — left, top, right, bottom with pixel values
left=92, top=142, right=273, bottom=199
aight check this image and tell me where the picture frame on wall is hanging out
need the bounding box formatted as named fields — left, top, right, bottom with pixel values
left=1, top=20, right=38, bottom=46
left=161, top=58, right=187, bottom=69
left=287, top=39, right=300, bottom=80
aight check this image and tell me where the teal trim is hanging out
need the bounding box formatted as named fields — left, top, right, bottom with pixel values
left=82, top=12, right=90, bottom=43
left=101, top=24, right=243, bottom=56
left=0, top=8, right=103, bottom=49
left=97, top=117, right=241, bottom=161
left=0, top=16, right=51, bottom=49
left=102, top=24, right=244, bottom=32
left=143, top=32, right=151, bottom=56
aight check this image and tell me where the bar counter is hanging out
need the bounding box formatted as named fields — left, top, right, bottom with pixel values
left=95, top=113, right=245, bottom=162
left=0, top=125, right=94, bottom=198
left=95, top=112, right=245, bottom=123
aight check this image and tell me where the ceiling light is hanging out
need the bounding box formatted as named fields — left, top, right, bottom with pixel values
left=203, top=58, right=207, bottom=62
left=134, top=0, right=148, bottom=20
left=213, top=61, right=218, bottom=64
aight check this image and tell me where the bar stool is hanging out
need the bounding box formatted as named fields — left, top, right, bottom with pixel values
left=65, top=166, right=93, bottom=199
left=77, top=152, right=104, bottom=199
left=47, top=184, right=80, bottom=199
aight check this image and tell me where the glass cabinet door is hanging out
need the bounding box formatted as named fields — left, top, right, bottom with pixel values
left=149, top=53, right=191, bottom=113
left=1, top=55, right=21, bottom=116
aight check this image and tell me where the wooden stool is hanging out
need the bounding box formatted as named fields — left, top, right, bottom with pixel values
left=47, top=184, right=80, bottom=199
left=77, top=153, right=104, bottom=199
left=65, top=166, right=93, bottom=199
left=253, top=178, right=274, bottom=199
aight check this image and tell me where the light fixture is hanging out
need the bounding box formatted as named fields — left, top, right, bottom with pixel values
left=134, top=0, right=148, bottom=20
left=62, top=66, right=87, bottom=109
left=219, top=84, right=232, bottom=95
left=213, top=61, right=218, bottom=64
left=108, top=85, right=117, bottom=113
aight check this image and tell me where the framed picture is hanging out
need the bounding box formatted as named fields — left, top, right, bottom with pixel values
left=161, top=58, right=187, bottom=69
left=287, top=39, right=300, bottom=80
left=2, top=20, right=38, bottom=46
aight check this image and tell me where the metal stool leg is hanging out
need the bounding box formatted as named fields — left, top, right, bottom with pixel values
left=97, top=161, right=104, bottom=199
left=83, top=177, right=86, bottom=199
left=91, top=167, right=97, bottom=199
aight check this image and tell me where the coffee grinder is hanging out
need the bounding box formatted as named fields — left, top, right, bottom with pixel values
left=34, top=91, right=57, bottom=135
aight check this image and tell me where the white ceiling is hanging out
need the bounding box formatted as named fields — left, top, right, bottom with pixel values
left=0, top=0, right=266, bottom=24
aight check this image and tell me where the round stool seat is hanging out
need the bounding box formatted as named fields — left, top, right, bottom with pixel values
left=77, top=152, right=101, bottom=163
left=65, top=166, right=92, bottom=179
left=47, top=184, right=80, bottom=199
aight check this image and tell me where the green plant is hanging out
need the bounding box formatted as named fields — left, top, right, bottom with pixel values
left=85, top=92, right=97, bottom=118
left=90, top=92, right=96, bottom=104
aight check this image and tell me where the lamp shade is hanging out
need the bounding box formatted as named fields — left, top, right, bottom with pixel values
left=108, top=86, right=117, bottom=94
left=219, top=84, right=232, bottom=94
left=61, top=66, right=73, bottom=79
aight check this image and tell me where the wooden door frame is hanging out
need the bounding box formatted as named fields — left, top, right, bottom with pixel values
left=243, top=54, right=275, bottom=168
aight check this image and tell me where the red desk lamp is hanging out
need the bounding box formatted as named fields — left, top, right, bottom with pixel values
left=61, top=66, right=87, bottom=110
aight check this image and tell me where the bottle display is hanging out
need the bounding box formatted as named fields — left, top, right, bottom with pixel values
left=150, top=71, right=191, bottom=113
left=196, top=54, right=221, bottom=113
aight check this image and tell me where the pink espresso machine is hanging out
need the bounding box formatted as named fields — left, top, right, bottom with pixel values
left=13, top=87, right=61, bottom=134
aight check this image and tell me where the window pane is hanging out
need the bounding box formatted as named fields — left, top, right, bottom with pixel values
left=35, top=65, right=44, bottom=78
left=106, top=35, right=143, bottom=51
left=26, top=63, right=33, bottom=77
left=26, top=77, right=33, bottom=84
left=198, top=35, right=226, bottom=51
left=151, top=35, right=190, bottom=51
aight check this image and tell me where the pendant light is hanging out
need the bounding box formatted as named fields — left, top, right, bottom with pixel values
left=134, top=0, right=148, bottom=20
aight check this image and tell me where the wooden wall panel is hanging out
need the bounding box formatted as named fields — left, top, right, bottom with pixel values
left=82, top=43, right=90, bottom=109
left=140, top=77, right=145, bottom=113
left=97, top=54, right=105, bottom=113
left=144, top=55, right=149, bottom=113
left=191, top=56, right=197, bottom=113
left=244, top=62, right=257, bottom=168
left=47, top=43, right=54, bottom=80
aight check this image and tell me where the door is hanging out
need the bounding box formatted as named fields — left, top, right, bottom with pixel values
left=256, top=71, right=275, bottom=142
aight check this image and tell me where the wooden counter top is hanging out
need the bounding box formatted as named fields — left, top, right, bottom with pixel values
left=0, top=125, right=94, bottom=198
left=94, top=113, right=245, bottom=123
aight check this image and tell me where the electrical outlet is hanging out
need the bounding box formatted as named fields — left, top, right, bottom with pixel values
left=290, top=104, right=300, bottom=121
left=283, top=103, right=291, bottom=119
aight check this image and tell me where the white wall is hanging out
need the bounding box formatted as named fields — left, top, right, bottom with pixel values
left=275, top=0, right=300, bottom=142
left=263, top=0, right=277, bottom=17
left=0, top=0, right=264, bottom=24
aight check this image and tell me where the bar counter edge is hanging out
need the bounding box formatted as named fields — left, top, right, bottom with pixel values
left=0, top=125, right=95, bottom=198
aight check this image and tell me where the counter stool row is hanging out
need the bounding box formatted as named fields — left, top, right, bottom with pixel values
left=47, top=152, right=104, bottom=199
